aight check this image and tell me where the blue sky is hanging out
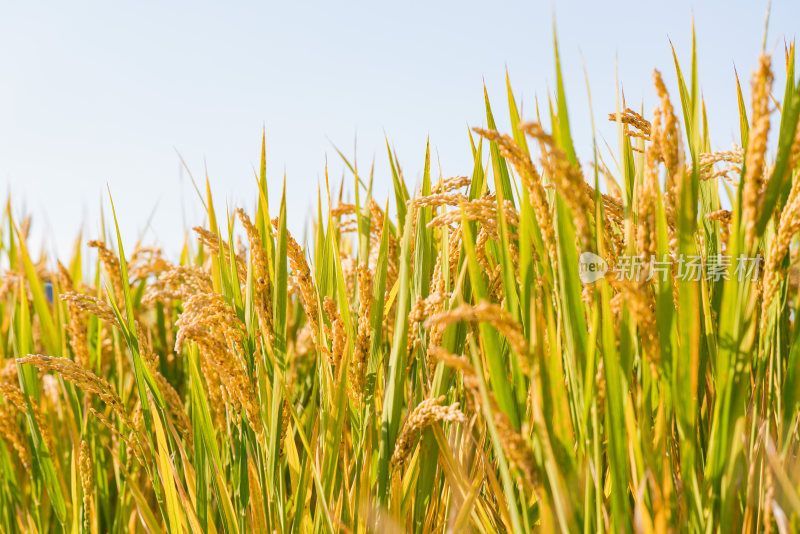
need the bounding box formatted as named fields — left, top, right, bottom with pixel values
left=1, top=1, right=798, bottom=259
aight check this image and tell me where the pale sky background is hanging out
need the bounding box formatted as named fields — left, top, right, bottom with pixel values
left=1, top=1, right=798, bottom=260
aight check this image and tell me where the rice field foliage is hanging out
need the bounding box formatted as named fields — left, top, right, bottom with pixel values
left=2, top=27, right=800, bottom=534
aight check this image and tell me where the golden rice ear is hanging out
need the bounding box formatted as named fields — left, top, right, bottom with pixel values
left=652, top=70, right=683, bottom=210
left=16, top=355, right=132, bottom=424
left=0, top=402, right=31, bottom=469
left=706, top=209, right=734, bottom=247
left=425, top=301, right=529, bottom=363
left=322, top=296, right=345, bottom=367
left=698, top=147, right=744, bottom=185
left=390, top=395, right=466, bottom=471
left=427, top=344, right=539, bottom=491
left=473, top=126, right=557, bottom=266
left=9, top=356, right=129, bottom=459
left=608, top=108, right=652, bottom=140
left=743, top=54, right=774, bottom=248
left=273, top=218, right=320, bottom=349
left=650, top=69, right=684, bottom=256
left=517, top=121, right=595, bottom=248
left=174, top=291, right=263, bottom=440
left=431, top=175, right=471, bottom=194
left=193, top=226, right=247, bottom=280
left=761, top=172, right=800, bottom=319
left=79, top=440, right=95, bottom=532
left=349, top=264, right=373, bottom=402
left=791, top=120, right=800, bottom=172
left=237, top=208, right=273, bottom=341
left=88, top=240, right=126, bottom=303
left=491, top=405, right=539, bottom=491
left=62, top=291, right=91, bottom=369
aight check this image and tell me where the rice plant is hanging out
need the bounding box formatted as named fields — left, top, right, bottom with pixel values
left=1, top=23, right=800, bottom=534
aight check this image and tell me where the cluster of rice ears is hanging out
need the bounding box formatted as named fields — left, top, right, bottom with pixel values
left=2, top=26, right=800, bottom=534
